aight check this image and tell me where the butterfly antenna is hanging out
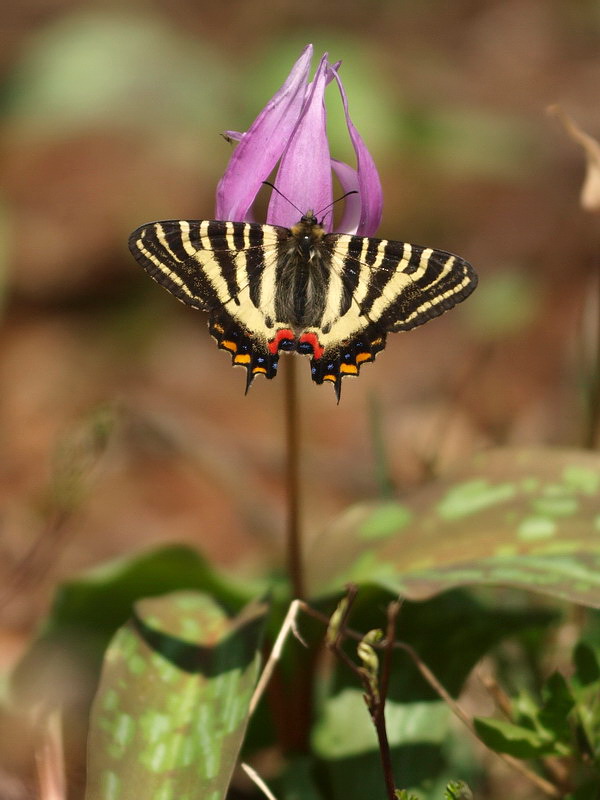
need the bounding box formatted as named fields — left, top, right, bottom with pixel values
left=262, top=181, right=304, bottom=216
left=315, top=190, right=358, bottom=222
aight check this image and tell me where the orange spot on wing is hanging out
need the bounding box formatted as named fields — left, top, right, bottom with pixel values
left=234, top=354, right=251, bottom=364
left=340, top=364, right=358, bottom=375
left=356, top=352, right=372, bottom=364
left=213, top=323, right=225, bottom=334
left=371, top=338, right=383, bottom=346
left=323, top=374, right=336, bottom=382
left=253, top=367, right=267, bottom=374
left=222, top=340, right=237, bottom=353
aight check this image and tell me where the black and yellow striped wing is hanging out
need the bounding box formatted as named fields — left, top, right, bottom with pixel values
left=128, top=218, right=477, bottom=399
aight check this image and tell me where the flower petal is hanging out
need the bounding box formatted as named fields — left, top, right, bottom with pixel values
left=268, top=53, right=333, bottom=229
left=216, top=44, right=313, bottom=221
left=330, top=65, right=383, bottom=236
left=330, top=158, right=362, bottom=234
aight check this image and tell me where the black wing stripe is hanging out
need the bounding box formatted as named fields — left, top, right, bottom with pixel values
left=365, top=236, right=380, bottom=267
left=187, top=221, right=204, bottom=252
left=153, top=222, right=188, bottom=262
left=233, top=223, right=246, bottom=252
left=338, top=236, right=363, bottom=316
left=358, top=240, right=410, bottom=317
left=206, top=221, right=239, bottom=301
left=245, top=226, right=266, bottom=307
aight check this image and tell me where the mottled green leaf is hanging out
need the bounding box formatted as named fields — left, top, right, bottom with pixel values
left=307, top=449, right=600, bottom=607
left=12, top=545, right=253, bottom=710
left=86, top=592, right=267, bottom=800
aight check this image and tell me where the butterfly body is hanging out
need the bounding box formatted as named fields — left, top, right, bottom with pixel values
left=129, top=215, right=477, bottom=400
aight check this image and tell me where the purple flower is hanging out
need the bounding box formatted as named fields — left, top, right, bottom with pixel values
left=216, top=45, right=382, bottom=236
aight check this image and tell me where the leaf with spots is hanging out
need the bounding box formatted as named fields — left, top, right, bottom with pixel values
left=85, top=592, right=268, bottom=800
left=307, top=449, right=600, bottom=606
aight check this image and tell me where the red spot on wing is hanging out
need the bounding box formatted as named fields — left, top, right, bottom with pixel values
left=268, top=328, right=295, bottom=354
left=299, top=332, right=324, bottom=360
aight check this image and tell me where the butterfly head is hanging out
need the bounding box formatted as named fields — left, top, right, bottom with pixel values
left=291, top=211, right=326, bottom=245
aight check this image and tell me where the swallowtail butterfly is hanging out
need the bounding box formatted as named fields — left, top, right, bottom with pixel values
left=128, top=213, right=477, bottom=400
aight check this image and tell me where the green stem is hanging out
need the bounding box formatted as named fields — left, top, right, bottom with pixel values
left=284, top=355, right=304, bottom=599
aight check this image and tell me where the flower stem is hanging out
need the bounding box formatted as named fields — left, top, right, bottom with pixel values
left=284, top=355, right=304, bottom=599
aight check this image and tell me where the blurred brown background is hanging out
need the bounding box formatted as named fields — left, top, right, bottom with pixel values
left=1, top=0, right=599, bottom=644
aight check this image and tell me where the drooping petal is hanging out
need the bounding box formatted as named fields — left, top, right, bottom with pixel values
left=268, top=53, right=333, bottom=229
left=216, top=45, right=313, bottom=221
left=331, top=158, right=361, bottom=234
left=330, top=65, right=383, bottom=236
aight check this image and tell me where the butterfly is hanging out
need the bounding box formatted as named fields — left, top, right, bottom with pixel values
left=128, top=212, right=477, bottom=400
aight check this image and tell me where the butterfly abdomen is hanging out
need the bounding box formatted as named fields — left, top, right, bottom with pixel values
left=274, top=223, right=332, bottom=330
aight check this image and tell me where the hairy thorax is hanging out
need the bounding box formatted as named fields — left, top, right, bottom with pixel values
left=275, top=215, right=333, bottom=330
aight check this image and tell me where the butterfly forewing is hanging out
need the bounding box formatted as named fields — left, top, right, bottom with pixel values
left=128, top=217, right=477, bottom=399
left=328, top=233, right=476, bottom=332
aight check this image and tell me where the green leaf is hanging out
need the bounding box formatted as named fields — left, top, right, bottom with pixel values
left=537, top=672, right=575, bottom=751
left=574, top=642, right=600, bottom=686
left=85, top=592, right=268, bottom=800
left=512, top=690, right=544, bottom=729
left=307, top=449, right=600, bottom=607
left=570, top=643, right=600, bottom=759
left=444, top=781, right=473, bottom=800
left=278, top=756, right=324, bottom=800
left=313, top=688, right=452, bottom=758
left=12, top=545, right=253, bottom=710
left=473, top=716, right=554, bottom=759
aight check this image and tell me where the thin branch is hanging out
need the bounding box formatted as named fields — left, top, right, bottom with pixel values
left=241, top=763, right=279, bottom=800
left=249, top=599, right=304, bottom=715
left=477, top=670, right=513, bottom=720
left=380, top=599, right=402, bottom=705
